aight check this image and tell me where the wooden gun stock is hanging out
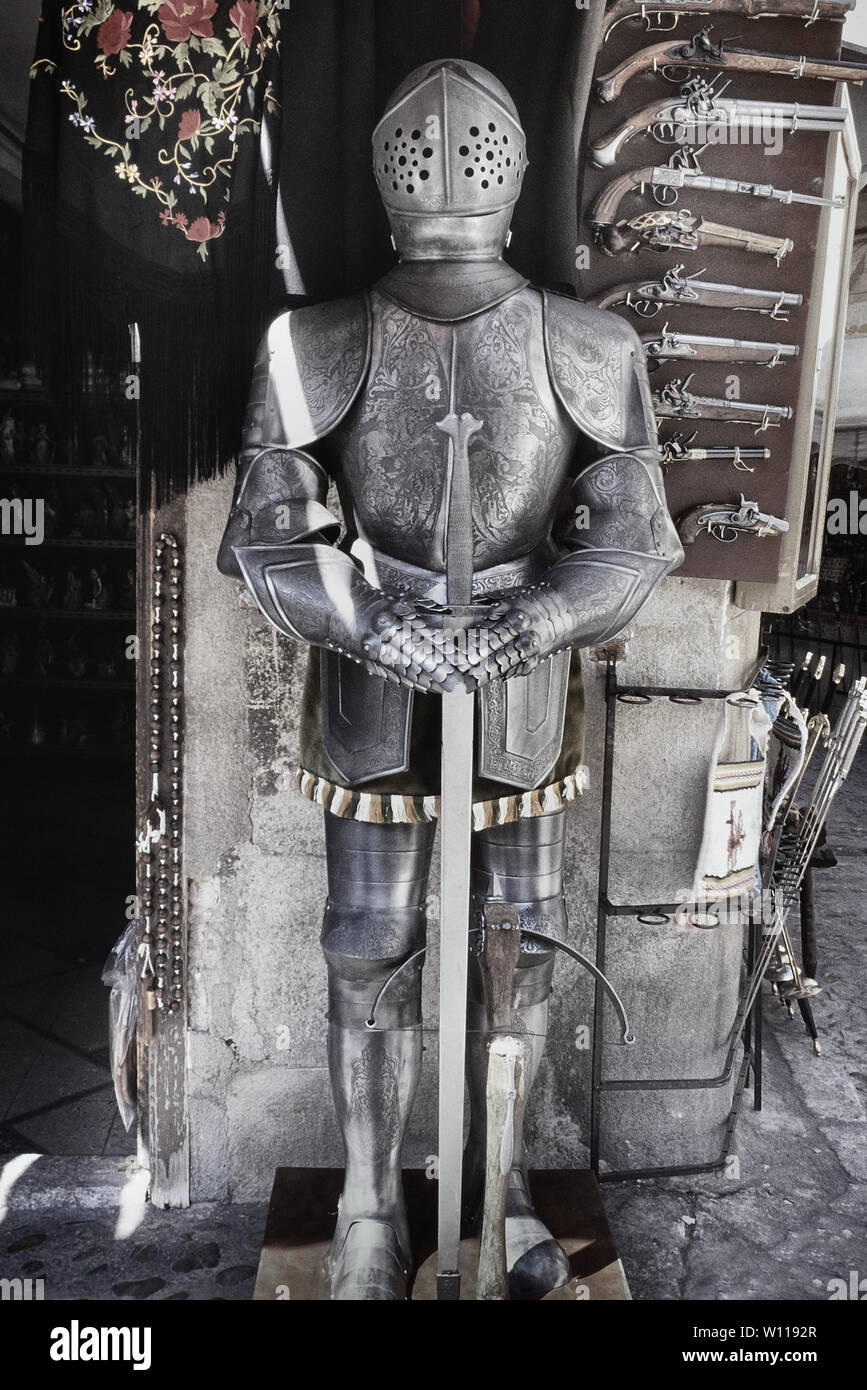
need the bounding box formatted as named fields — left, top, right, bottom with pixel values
left=590, top=167, right=656, bottom=226
left=678, top=501, right=731, bottom=546
left=601, top=0, right=855, bottom=45
left=596, top=32, right=867, bottom=104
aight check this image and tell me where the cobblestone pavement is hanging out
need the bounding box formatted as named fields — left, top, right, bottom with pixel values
left=0, top=1158, right=264, bottom=1301
left=1, top=753, right=864, bottom=1303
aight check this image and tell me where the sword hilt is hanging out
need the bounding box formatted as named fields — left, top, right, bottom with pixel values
left=437, top=411, right=484, bottom=608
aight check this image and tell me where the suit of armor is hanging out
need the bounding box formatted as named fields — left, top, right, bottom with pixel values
left=219, top=60, right=683, bottom=1299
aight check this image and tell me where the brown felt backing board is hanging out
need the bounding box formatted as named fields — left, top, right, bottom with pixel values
left=581, top=10, right=846, bottom=583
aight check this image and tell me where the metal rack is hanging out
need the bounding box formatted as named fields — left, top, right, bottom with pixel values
left=590, top=655, right=767, bottom=1184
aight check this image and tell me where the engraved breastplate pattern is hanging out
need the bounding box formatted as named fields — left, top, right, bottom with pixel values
left=461, top=298, right=570, bottom=568
left=340, top=304, right=449, bottom=565
left=336, top=291, right=577, bottom=570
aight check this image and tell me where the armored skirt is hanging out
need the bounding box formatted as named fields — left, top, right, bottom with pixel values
left=296, top=648, right=587, bottom=829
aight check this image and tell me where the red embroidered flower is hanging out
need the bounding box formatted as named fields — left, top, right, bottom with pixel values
left=97, top=9, right=133, bottom=56
left=177, top=108, right=202, bottom=143
left=185, top=216, right=222, bottom=243
left=229, top=1, right=258, bottom=49
left=157, top=0, right=218, bottom=44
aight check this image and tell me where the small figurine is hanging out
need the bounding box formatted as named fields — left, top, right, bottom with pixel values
left=22, top=561, right=54, bottom=609
left=33, top=423, right=53, bottom=468
left=92, top=486, right=108, bottom=539
left=32, top=632, right=55, bottom=677
left=0, top=632, right=20, bottom=674
left=48, top=485, right=66, bottom=533
left=119, top=425, right=134, bottom=470
left=67, top=712, right=91, bottom=745
left=121, top=568, right=135, bottom=609
left=20, top=359, right=43, bottom=389
left=85, top=566, right=110, bottom=611
left=90, top=435, right=110, bottom=470
left=73, top=493, right=98, bottom=539
left=106, top=484, right=127, bottom=540
left=96, top=643, right=118, bottom=680
left=1, top=411, right=15, bottom=464
left=29, top=706, right=46, bottom=746
left=65, top=635, right=87, bottom=679
left=63, top=569, right=84, bottom=611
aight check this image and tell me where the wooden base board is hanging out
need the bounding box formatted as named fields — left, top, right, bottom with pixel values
left=253, top=1168, right=630, bottom=1301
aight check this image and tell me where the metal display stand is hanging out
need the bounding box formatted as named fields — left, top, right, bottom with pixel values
left=590, top=656, right=767, bottom=1184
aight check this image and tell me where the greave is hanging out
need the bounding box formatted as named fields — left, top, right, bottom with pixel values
left=322, top=817, right=434, bottom=1300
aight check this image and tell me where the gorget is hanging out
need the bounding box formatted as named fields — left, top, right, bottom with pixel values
left=375, top=260, right=529, bottom=322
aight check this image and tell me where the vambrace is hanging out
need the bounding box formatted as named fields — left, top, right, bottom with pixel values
left=508, top=449, right=684, bottom=657
left=235, top=538, right=386, bottom=653
left=219, top=445, right=402, bottom=673
left=217, top=446, right=337, bottom=579
left=219, top=446, right=476, bottom=691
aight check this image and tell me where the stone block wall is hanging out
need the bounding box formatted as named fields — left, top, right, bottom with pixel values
left=183, top=475, right=761, bottom=1200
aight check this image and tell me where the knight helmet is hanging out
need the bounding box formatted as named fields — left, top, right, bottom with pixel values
left=372, top=59, right=528, bottom=260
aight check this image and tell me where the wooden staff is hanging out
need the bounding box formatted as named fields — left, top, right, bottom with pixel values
left=476, top=904, right=529, bottom=1302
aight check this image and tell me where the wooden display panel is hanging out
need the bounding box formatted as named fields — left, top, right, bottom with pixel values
left=580, top=8, right=853, bottom=587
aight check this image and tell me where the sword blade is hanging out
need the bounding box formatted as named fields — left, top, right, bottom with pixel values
left=436, top=686, right=475, bottom=1298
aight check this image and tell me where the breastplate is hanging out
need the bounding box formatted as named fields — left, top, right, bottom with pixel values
left=329, top=287, right=578, bottom=572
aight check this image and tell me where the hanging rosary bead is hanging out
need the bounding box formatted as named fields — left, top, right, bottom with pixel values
left=138, top=534, right=185, bottom=1013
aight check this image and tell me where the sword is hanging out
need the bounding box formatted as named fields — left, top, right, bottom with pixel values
left=434, top=403, right=484, bottom=1300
